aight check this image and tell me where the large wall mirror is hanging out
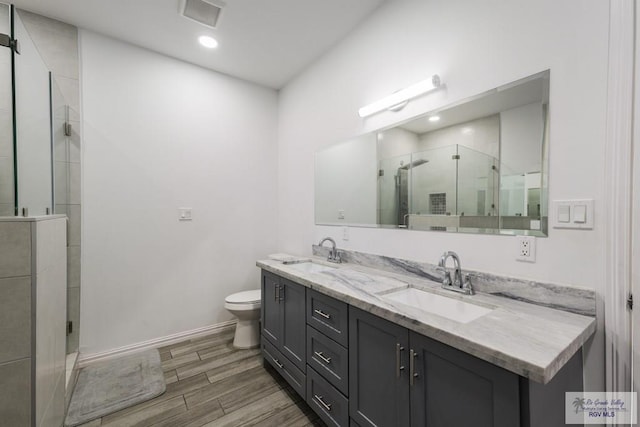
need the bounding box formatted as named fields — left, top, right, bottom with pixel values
left=315, top=70, right=550, bottom=236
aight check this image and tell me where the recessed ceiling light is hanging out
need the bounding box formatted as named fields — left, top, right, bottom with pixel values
left=428, top=115, right=440, bottom=122
left=198, top=35, right=218, bottom=49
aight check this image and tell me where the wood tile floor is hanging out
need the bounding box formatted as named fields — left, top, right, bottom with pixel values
left=78, top=328, right=324, bottom=427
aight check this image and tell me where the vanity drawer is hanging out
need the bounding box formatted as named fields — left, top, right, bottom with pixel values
left=262, top=338, right=306, bottom=400
left=307, top=367, right=349, bottom=427
left=307, top=290, right=349, bottom=347
left=307, top=325, right=349, bottom=396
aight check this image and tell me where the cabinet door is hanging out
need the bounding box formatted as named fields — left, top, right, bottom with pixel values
left=349, top=307, right=410, bottom=427
left=409, top=332, right=520, bottom=427
left=281, top=278, right=307, bottom=371
left=261, top=271, right=281, bottom=345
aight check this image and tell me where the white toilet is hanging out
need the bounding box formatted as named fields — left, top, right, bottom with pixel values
left=224, top=290, right=261, bottom=349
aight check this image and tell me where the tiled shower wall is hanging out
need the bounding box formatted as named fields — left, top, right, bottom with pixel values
left=18, top=9, right=81, bottom=352
left=0, top=217, right=67, bottom=426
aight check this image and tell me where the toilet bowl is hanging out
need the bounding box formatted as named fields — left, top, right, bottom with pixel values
left=224, top=290, right=261, bottom=349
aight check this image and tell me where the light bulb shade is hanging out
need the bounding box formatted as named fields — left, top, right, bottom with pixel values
left=198, top=35, right=219, bottom=48
left=358, top=74, right=442, bottom=118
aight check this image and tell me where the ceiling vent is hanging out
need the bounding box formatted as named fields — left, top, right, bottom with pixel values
left=181, top=0, right=223, bottom=28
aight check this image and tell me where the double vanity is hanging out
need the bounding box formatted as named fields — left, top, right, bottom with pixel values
left=257, top=250, right=595, bottom=427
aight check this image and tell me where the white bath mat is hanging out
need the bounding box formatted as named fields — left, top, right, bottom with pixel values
left=64, top=349, right=166, bottom=426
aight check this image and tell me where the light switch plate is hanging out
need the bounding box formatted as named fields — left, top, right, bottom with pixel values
left=179, top=208, right=193, bottom=221
left=573, top=205, right=587, bottom=223
left=551, top=199, right=594, bottom=229
left=558, top=205, right=570, bottom=223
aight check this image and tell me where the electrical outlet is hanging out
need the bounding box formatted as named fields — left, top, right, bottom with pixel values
left=338, top=210, right=345, bottom=220
left=342, top=226, right=349, bottom=241
left=516, top=236, right=536, bottom=262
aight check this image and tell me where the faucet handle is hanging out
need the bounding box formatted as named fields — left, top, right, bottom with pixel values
left=435, top=266, right=452, bottom=286
left=462, top=274, right=474, bottom=294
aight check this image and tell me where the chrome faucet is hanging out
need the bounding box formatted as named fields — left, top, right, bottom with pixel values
left=436, top=251, right=474, bottom=295
left=318, top=237, right=342, bottom=263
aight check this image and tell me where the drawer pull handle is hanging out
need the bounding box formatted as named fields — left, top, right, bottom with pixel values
left=410, top=349, right=418, bottom=386
left=314, top=309, right=331, bottom=319
left=273, top=358, right=284, bottom=369
left=314, top=351, right=332, bottom=364
left=396, top=343, right=405, bottom=378
left=314, top=394, right=332, bottom=412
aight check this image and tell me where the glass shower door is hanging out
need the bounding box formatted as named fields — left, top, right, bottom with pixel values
left=13, top=6, right=52, bottom=216
left=377, top=153, right=411, bottom=226
left=410, top=146, right=458, bottom=216
left=0, top=3, right=13, bottom=216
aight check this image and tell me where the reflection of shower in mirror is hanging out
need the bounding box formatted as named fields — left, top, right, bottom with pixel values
left=315, top=70, right=550, bottom=237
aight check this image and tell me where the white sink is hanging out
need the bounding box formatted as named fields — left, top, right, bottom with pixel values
left=382, top=287, right=493, bottom=323
left=287, top=262, right=336, bottom=274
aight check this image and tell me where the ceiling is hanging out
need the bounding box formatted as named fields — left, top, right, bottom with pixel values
left=8, top=0, right=386, bottom=89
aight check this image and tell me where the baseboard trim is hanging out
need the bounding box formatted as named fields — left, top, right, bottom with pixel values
left=77, top=320, right=237, bottom=367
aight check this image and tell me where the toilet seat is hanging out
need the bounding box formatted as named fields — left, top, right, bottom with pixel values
left=225, top=290, right=261, bottom=305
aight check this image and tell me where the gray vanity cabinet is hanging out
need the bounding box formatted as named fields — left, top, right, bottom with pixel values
left=262, top=270, right=583, bottom=427
left=261, top=271, right=306, bottom=370
left=261, top=271, right=281, bottom=345
left=261, top=271, right=307, bottom=396
left=349, top=307, right=411, bottom=427
left=349, top=307, right=520, bottom=427
left=280, top=278, right=307, bottom=370
left=409, top=332, right=520, bottom=427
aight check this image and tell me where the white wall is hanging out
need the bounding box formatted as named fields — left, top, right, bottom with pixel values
left=278, top=0, right=608, bottom=390
left=79, top=31, right=279, bottom=355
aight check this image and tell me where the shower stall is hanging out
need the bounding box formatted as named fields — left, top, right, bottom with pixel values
left=377, top=144, right=500, bottom=231
left=0, top=3, right=79, bottom=425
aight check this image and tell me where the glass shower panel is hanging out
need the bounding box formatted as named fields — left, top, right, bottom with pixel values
left=14, top=9, right=52, bottom=216
left=410, top=146, right=458, bottom=216
left=51, top=79, right=68, bottom=209
left=0, top=3, right=13, bottom=216
left=377, top=153, right=411, bottom=226
left=456, top=145, right=498, bottom=216
left=499, top=165, right=526, bottom=217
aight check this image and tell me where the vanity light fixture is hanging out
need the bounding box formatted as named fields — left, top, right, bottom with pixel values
left=358, top=74, right=442, bottom=118
left=198, top=35, right=219, bottom=48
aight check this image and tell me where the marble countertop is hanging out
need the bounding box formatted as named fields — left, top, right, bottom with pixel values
left=257, top=256, right=596, bottom=384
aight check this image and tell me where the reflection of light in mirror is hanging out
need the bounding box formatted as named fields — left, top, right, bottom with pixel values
left=428, top=115, right=441, bottom=122
left=461, top=127, right=475, bottom=135
left=377, top=133, right=384, bottom=140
